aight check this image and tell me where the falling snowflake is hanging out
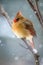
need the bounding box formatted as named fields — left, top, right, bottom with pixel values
left=12, top=35, right=16, bottom=38
left=29, top=15, right=33, bottom=18
left=34, top=11, right=37, bottom=14
left=14, top=56, right=19, bottom=60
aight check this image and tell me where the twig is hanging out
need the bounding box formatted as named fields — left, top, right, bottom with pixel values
left=19, top=43, right=28, bottom=49
left=27, top=0, right=43, bottom=27
left=0, top=4, right=12, bottom=27
left=21, top=38, right=40, bottom=65
left=34, top=53, right=40, bottom=65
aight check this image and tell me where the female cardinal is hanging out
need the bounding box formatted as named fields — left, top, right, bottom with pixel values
left=0, top=5, right=39, bottom=62
left=1, top=6, right=38, bottom=54
left=12, top=11, right=38, bottom=53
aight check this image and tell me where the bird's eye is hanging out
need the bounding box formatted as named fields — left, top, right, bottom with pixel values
left=16, top=18, right=19, bottom=21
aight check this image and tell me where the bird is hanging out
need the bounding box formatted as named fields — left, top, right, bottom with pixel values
left=1, top=6, right=39, bottom=63
left=12, top=11, right=36, bottom=49
left=0, top=5, right=38, bottom=54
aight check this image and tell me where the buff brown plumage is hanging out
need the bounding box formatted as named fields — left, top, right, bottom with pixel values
left=12, top=11, right=36, bottom=48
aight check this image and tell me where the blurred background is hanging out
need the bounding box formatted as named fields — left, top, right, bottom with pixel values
left=0, top=0, right=43, bottom=65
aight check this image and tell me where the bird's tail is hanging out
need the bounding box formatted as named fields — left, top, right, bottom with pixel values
left=26, top=35, right=35, bottom=49
left=21, top=38, right=38, bottom=54
left=21, top=38, right=34, bottom=53
left=29, top=38, right=35, bottom=49
left=28, top=37, right=38, bottom=54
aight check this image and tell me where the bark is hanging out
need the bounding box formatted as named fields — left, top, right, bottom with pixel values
left=0, top=4, right=12, bottom=27
left=34, top=53, right=40, bottom=65
left=27, top=0, right=43, bottom=27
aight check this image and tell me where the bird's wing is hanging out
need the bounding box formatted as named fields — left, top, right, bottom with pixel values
left=22, top=19, right=36, bottom=36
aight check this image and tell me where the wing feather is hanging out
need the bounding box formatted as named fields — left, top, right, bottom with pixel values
left=22, top=19, right=36, bottom=36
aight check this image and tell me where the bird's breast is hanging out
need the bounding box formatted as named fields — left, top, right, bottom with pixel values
left=12, top=22, right=30, bottom=38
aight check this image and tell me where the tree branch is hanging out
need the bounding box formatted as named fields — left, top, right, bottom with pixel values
left=0, top=4, right=12, bottom=27
left=27, top=0, right=43, bottom=27
left=34, top=53, right=40, bottom=65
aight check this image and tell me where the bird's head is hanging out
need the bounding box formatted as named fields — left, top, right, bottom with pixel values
left=13, top=11, right=24, bottom=23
